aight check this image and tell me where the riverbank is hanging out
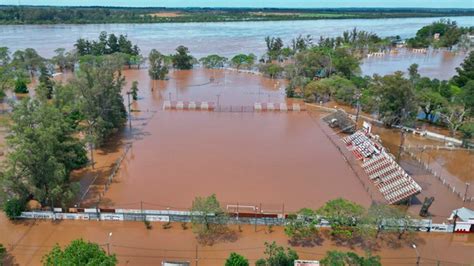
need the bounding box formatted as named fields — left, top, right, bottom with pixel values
left=1, top=6, right=473, bottom=25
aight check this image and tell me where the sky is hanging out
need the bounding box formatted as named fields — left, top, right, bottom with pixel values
left=1, top=0, right=473, bottom=8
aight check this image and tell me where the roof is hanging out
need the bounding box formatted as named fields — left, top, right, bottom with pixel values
left=450, top=207, right=474, bottom=222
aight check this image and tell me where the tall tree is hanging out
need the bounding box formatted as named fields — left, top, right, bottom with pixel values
left=453, top=51, right=474, bottom=88
left=72, top=55, right=127, bottom=147
left=199, top=54, right=227, bottom=69
left=2, top=99, right=87, bottom=206
left=317, top=198, right=365, bottom=241
left=42, top=239, right=117, bottom=266
left=190, top=194, right=228, bottom=242
left=225, top=252, right=249, bottom=266
left=258, top=242, right=299, bottom=266
left=148, top=49, right=169, bottom=80
left=370, top=72, right=418, bottom=127
left=172, top=45, right=194, bottom=70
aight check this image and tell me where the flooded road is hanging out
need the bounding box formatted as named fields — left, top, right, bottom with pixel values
left=2, top=213, right=474, bottom=266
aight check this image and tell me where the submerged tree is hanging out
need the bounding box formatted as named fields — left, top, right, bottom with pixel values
left=72, top=55, right=127, bottom=147
left=130, top=81, right=139, bottom=101
left=284, top=208, right=321, bottom=247
left=257, top=241, right=299, bottom=266
left=148, top=49, right=169, bottom=80
left=199, top=54, right=227, bottom=69
left=320, top=250, right=381, bottom=266
left=190, top=194, right=229, bottom=244
left=317, top=198, right=365, bottom=241
left=172, top=45, right=194, bottom=70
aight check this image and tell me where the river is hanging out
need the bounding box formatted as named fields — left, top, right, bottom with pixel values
left=1, top=16, right=473, bottom=79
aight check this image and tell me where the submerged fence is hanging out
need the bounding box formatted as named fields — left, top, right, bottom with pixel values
left=18, top=208, right=454, bottom=234
left=405, top=149, right=473, bottom=203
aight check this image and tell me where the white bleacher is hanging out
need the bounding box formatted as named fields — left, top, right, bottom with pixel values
left=200, top=102, right=209, bottom=110
left=267, top=103, right=275, bottom=110
left=342, top=130, right=422, bottom=204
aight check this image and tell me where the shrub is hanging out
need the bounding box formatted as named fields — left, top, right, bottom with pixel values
left=2, top=198, right=25, bottom=220
left=14, top=79, right=28, bottom=94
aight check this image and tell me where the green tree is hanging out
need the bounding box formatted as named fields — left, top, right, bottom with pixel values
left=284, top=208, right=321, bottom=246
left=72, top=55, right=127, bottom=147
left=332, top=48, right=360, bottom=79
left=453, top=51, right=474, bottom=88
left=460, top=122, right=474, bottom=140
left=258, top=242, right=298, bottom=266
left=265, top=36, right=284, bottom=61
left=38, top=65, right=54, bottom=99
left=0, top=243, right=6, bottom=266
left=52, top=48, right=67, bottom=72
left=370, top=72, right=417, bottom=127
left=225, top=252, right=249, bottom=266
left=320, top=251, right=381, bottom=266
left=172, top=45, right=194, bottom=70
left=148, top=49, right=169, bottom=80
left=11, top=48, right=44, bottom=77
left=2, top=99, right=87, bottom=206
left=231, top=54, right=256, bottom=69
left=14, top=78, right=28, bottom=94
left=42, top=239, right=117, bottom=266
left=259, top=63, right=284, bottom=78
left=317, top=198, right=365, bottom=241
left=0, top=47, right=13, bottom=97
left=362, top=204, right=406, bottom=240
left=190, top=194, right=228, bottom=243
left=130, top=81, right=139, bottom=101
left=199, top=54, right=228, bottom=69
left=2, top=198, right=25, bottom=220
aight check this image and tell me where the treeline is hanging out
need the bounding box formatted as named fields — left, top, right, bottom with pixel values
left=1, top=49, right=128, bottom=217
left=0, top=5, right=473, bottom=24
left=251, top=25, right=473, bottom=141
left=407, top=19, right=474, bottom=48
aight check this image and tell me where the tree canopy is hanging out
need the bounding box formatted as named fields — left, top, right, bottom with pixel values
left=42, top=239, right=117, bottom=266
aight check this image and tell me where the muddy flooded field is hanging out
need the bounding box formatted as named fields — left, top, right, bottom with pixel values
left=77, top=68, right=373, bottom=212
left=1, top=67, right=473, bottom=265
left=1, top=213, right=474, bottom=266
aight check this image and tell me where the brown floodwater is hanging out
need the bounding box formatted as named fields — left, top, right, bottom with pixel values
left=90, top=68, right=372, bottom=212
left=1, top=68, right=474, bottom=265
left=1, top=213, right=474, bottom=266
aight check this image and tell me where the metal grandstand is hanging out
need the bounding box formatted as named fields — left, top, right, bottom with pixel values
left=342, top=130, right=422, bottom=204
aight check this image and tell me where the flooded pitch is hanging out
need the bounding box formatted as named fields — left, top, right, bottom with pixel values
left=88, top=68, right=373, bottom=212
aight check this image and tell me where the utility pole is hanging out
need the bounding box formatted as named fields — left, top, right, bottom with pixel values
left=195, top=245, right=199, bottom=266
left=464, top=183, right=470, bottom=202
left=412, top=243, right=420, bottom=266
left=141, top=201, right=144, bottom=221
left=88, top=127, right=95, bottom=169
left=107, top=232, right=113, bottom=256
left=397, top=108, right=407, bottom=162
left=354, top=91, right=362, bottom=130
left=126, top=91, right=132, bottom=130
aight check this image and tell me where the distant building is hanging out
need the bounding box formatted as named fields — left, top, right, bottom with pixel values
left=295, top=260, right=320, bottom=266
left=448, top=207, right=474, bottom=233
left=434, top=33, right=441, bottom=40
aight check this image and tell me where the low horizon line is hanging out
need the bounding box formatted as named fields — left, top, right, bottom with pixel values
left=1, top=5, right=474, bottom=11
